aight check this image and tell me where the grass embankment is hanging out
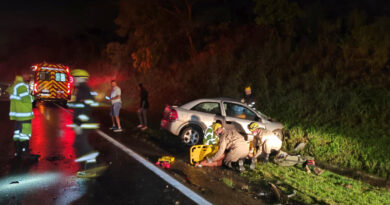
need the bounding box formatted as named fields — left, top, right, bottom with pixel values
left=109, top=108, right=390, bottom=204
left=242, top=163, right=390, bottom=204
left=256, top=78, right=390, bottom=179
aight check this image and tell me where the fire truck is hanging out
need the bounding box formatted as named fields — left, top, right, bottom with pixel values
left=31, top=63, right=73, bottom=105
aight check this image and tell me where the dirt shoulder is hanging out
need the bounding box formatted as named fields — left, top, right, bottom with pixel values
left=93, top=108, right=390, bottom=205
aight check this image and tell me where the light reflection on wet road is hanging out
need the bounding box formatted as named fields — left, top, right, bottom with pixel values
left=0, top=103, right=194, bottom=205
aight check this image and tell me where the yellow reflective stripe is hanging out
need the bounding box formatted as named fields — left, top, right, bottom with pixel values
left=80, top=123, right=99, bottom=129
left=91, top=102, right=99, bottom=107
left=19, top=92, right=30, bottom=97
left=84, top=99, right=94, bottom=104
left=9, top=112, right=34, bottom=117
left=77, top=114, right=90, bottom=122
left=10, top=95, right=21, bottom=100
left=13, top=83, right=28, bottom=96
left=68, top=103, right=85, bottom=108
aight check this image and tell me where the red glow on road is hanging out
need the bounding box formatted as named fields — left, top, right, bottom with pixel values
left=30, top=104, right=79, bottom=175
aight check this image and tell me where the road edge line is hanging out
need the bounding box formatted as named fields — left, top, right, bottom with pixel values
left=96, top=130, right=212, bottom=205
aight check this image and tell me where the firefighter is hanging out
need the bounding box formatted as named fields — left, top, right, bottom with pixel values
left=7, top=70, right=39, bottom=160
left=248, top=122, right=282, bottom=169
left=203, top=121, right=221, bottom=145
left=241, top=86, right=256, bottom=109
left=202, top=123, right=249, bottom=171
left=67, top=69, right=102, bottom=177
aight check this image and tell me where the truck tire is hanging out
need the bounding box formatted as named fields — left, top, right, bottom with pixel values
left=180, top=125, right=203, bottom=146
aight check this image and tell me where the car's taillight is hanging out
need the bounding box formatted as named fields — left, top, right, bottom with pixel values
left=168, top=109, right=178, bottom=122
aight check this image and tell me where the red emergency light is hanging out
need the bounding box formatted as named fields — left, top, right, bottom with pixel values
left=34, top=83, right=38, bottom=93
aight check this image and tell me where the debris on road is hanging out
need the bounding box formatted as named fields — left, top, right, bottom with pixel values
left=155, top=156, right=175, bottom=169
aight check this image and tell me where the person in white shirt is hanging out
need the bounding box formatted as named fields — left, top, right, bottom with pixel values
left=248, top=122, right=282, bottom=169
left=109, top=80, right=122, bottom=132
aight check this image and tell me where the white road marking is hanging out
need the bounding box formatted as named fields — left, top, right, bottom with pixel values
left=56, top=103, right=212, bottom=204
left=96, top=130, right=212, bottom=205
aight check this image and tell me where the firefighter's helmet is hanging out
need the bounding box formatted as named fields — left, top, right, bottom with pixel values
left=248, top=122, right=260, bottom=132
left=211, top=122, right=222, bottom=132
left=71, top=69, right=89, bottom=78
left=245, top=86, right=251, bottom=92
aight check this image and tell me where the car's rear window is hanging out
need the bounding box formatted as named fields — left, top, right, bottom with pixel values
left=191, top=102, right=221, bottom=115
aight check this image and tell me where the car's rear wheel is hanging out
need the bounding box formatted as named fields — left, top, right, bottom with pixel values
left=180, top=125, right=203, bottom=146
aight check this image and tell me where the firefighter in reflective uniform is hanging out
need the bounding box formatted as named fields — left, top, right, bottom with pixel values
left=67, top=69, right=103, bottom=178
left=241, top=86, right=256, bottom=109
left=7, top=71, right=39, bottom=160
left=201, top=123, right=249, bottom=171
left=248, top=122, right=282, bottom=169
left=203, top=122, right=220, bottom=145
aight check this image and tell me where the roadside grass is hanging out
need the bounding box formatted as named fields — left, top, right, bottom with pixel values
left=222, top=177, right=234, bottom=189
left=115, top=110, right=390, bottom=204
left=242, top=163, right=390, bottom=204
left=258, top=80, right=390, bottom=178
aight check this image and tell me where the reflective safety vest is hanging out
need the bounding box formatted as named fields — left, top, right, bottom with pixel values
left=203, top=126, right=219, bottom=145
left=8, top=76, right=34, bottom=121
left=67, top=82, right=99, bottom=130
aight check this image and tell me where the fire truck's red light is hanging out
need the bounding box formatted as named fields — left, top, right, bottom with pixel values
left=67, top=83, right=71, bottom=94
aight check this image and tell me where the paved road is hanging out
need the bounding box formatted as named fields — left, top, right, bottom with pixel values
left=0, top=102, right=196, bottom=205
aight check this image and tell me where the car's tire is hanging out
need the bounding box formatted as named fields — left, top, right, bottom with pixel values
left=180, top=125, right=204, bottom=146
left=273, top=129, right=284, bottom=141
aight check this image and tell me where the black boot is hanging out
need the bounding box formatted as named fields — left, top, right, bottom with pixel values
left=20, top=141, right=40, bottom=161
left=14, top=141, right=21, bottom=158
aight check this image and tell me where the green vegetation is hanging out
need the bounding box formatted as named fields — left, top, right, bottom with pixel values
left=103, top=0, right=390, bottom=178
left=222, top=177, right=234, bottom=189
left=242, top=163, right=390, bottom=204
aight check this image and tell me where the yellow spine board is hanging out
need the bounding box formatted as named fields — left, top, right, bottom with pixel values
left=189, top=145, right=219, bottom=165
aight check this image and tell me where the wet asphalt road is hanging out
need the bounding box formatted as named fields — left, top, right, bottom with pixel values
left=0, top=102, right=196, bottom=205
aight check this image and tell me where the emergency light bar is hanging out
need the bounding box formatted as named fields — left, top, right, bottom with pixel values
left=41, top=67, right=65, bottom=71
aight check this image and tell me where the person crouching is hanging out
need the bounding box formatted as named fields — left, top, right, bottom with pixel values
left=199, top=122, right=249, bottom=172
left=248, top=122, right=282, bottom=170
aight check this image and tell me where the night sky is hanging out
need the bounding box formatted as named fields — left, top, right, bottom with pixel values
left=0, top=0, right=118, bottom=81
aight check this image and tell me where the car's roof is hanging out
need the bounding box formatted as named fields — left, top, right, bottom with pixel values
left=210, top=97, right=241, bottom=102
left=180, top=97, right=241, bottom=109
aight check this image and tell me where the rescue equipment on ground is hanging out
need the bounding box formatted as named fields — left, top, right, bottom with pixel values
left=31, top=63, right=73, bottom=103
left=77, top=164, right=108, bottom=178
left=189, top=145, right=219, bottom=165
left=155, top=156, right=175, bottom=169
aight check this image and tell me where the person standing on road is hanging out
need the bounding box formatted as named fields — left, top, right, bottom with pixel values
left=109, top=80, right=122, bottom=132
left=248, top=122, right=282, bottom=169
left=7, top=70, right=39, bottom=161
left=200, top=123, right=249, bottom=171
left=241, top=86, right=257, bottom=109
left=137, top=83, right=149, bottom=131
left=68, top=69, right=104, bottom=178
